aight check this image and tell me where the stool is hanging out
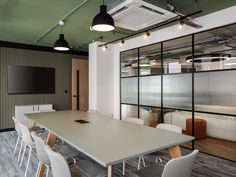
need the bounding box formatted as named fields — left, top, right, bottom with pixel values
left=186, top=118, right=206, bottom=140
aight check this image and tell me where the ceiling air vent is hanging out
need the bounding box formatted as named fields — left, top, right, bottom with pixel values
left=105, top=0, right=177, bottom=31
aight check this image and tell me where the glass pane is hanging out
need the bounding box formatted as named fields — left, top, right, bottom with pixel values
left=193, top=112, right=236, bottom=161
left=163, top=36, right=193, bottom=74
left=121, top=77, right=138, bottom=104
left=163, top=73, right=192, bottom=110
left=139, top=106, right=161, bottom=127
left=195, top=70, right=236, bottom=115
left=139, top=43, right=162, bottom=76
left=162, top=109, right=192, bottom=148
left=194, top=24, right=236, bottom=71
left=121, top=104, right=138, bottom=120
left=121, top=49, right=138, bottom=77
left=139, top=76, right=161, bottom=107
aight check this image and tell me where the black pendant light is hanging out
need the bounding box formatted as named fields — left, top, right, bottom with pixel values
left=54, top=20, right=70, bottom=51
left=91, top=0, right=115, bottom=32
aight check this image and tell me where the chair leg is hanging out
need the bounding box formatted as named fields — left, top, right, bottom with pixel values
left=122, top=161, right=125, bottom=176
left=24, top=146, right=32, bottom=177
left=141, top=156, right=146, bottom=167
left=20, top=144, right=27, bottom=167
left=14, top=136, right=20, bottom=155
left=45, top=165, right=50, bottom=177
left=35, top=161, right=40, bottom=177
left=18, top=139, right=24, bottom=162
left=138, top=156, right=141, bottom=170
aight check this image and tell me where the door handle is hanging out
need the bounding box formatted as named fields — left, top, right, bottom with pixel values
left=73, top=95, right=77, bottom=97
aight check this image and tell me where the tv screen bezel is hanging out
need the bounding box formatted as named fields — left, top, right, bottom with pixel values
left=7, top=65, right=56, bottom=94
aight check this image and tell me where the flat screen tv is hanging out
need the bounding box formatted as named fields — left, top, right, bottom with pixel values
left=8, top=65, right=55, bottom=94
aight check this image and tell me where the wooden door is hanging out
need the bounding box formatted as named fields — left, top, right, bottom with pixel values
left=71, top=59, right=88, bottom=111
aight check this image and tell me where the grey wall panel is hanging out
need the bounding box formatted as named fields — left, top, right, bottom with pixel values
left=0, top=47, right=76, bottom=129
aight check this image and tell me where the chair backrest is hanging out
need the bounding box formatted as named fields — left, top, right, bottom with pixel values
left=18, top=122, right=34, bottom=146
left=31, top=132, right=50, bottom=165
left=156, top=124, right=182, bottom=134
left=44, top=145, right=71, bottom=177
left=162, top=149, right=199, bottom=177
left=12, top=116, right=22, bottom=136
left=126, top=117, right=144, bottom=125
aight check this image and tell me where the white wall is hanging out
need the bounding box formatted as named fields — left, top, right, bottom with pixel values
left=89, top=6, right=236, bottom=119
left=89, top=42, right=114, bottom=115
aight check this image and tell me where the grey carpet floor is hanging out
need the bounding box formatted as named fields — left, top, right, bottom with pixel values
left=0, top=131, right=236, bottom=177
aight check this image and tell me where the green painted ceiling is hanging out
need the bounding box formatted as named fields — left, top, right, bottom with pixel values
left=0, top=0, right=236, bottom=51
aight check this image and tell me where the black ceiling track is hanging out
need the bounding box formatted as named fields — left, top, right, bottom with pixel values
left=0, top=40, right=88, bottom=57
left=99, top=10, right=202, bottom=47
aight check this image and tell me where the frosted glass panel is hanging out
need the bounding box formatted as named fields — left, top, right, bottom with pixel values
left=195, top=70, right=236, bottom=115
left=121, top=104, right=138, bottom=120
left=163, top=74, right=192, bottom=110
left=139, top=76, right=161, bottom=107
left=121, top=77, right=138, bottom=104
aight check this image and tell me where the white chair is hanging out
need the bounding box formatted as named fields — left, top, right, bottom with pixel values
left=19, top=123, right=35, bottom=177
left=156, top=123, right=182, bottom=134
left=31, top=132, right=50, bottom=177
left=123, top=117, right=145, bottom=175
left=44, top=145, right=89, bottom=177
left=155, top=123, right=182, bottom=163
left=133, top=149, right=199, bottom=177
left=12, top=117, right=23, bottom=160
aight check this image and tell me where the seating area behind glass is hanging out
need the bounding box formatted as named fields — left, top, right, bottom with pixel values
left=120, top=23, right=236, bottom=161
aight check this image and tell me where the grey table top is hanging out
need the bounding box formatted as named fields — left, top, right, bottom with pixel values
left=26, top=110, right=194, bottom=167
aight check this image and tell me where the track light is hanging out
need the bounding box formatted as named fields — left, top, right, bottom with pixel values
left=143, top=31, right=150, bottom=39
left=120, top=39, right=125, bottom=46
left=178, top=19, right=184, bottom=29
left=91, top=1, right=115, bottom=32
left=54, top=20, right=70, bottom=51
left=102, top=45, right=107, bottom=51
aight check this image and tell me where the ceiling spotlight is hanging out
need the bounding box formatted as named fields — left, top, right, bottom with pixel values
left=91, top=1, right=115, bottom=32
left=54, top=20, right=70, bottom=51
left=102, top=45, right=107, bottom=51
left=120, top=39, right=125, bottom=46
left=178, top=19, right=184, bottom=29
left=143, top=31, right=150, bottom=39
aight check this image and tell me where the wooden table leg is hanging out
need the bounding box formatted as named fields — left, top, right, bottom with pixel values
left=38, top=162, right=46, bottom=177
left=168, top=145, right=182, bottom=159
left=108, top=165, right=113, bottom=177
left=28, top=120, right=35, bottom=129
left=46, top=132, right=57, bottom=147
left=37, top=131, right=56, bottom=177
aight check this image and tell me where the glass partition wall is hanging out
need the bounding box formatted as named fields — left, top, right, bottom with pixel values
left=120, top=23, right=236, bottom=161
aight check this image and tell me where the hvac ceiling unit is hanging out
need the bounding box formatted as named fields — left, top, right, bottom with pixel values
left=105, top=0, right=177, bottom=31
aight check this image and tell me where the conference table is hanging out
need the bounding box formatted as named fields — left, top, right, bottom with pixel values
left=26, top=110, right=194, bottom=177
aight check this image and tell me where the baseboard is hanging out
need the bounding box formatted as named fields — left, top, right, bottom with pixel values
left=0, top=128, right=15, bottom=132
